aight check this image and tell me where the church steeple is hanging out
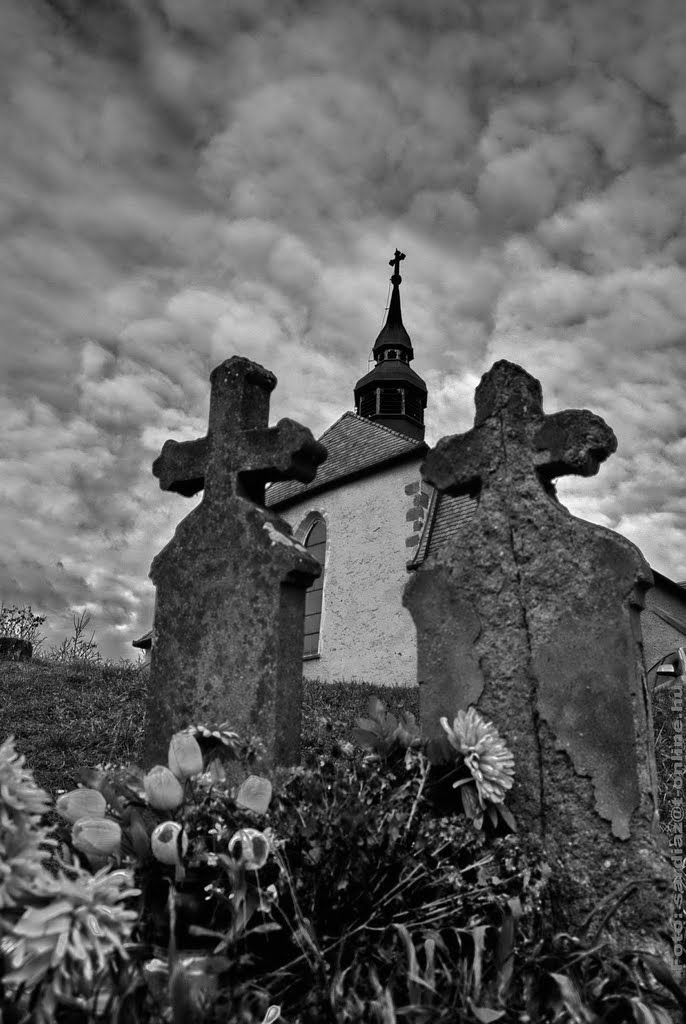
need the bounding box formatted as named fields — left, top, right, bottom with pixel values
left=354, top=249, right=427, bottom=441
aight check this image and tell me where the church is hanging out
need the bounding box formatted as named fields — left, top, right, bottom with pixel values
left=134, top=251, right=686, bottom=687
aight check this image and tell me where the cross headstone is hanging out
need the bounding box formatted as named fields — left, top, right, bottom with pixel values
left=404, top=360, right=670, bottom=938
left=141, top=356, right=327, bottom=770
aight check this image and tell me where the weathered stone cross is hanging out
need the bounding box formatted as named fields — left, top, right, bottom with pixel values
left=152, top=357, right=325, bottom=506
left=404, top=359, right=669, bottom=939
left=141, top=356, right=327, bottom=770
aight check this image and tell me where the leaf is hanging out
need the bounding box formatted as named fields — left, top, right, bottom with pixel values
left=470, top=924, right=489, bottom=1000
left=637, top=953, right=686, bottom=1010
left=549, top=972, right=594, bottom=1023
left=629, top=998, right=659, bottom=1024
left=496, top=803, right=517, bottom=831
left=355, top=717, right=380, bottom=734
left=469, top=1004, right=506, bottom=1023
left=425, top=735, right=454, bottom=765
left=126, top=808, right=151, bottom=859
left=423, top=937, right=436, bottom=991
left=77, top=766, right=106, bottom=790
left=206, top=757, right=227, bottom=783
left=367, top=697, right=386, bottom=719
left=383, top=711, right=399, bottom=735
left=461, top=783, right=481, bottom=821
left=495, top=898, right=521, bottom=999
left=352, top=727, right=380, bottom=751
left=228, top=889, right=260, bottom=943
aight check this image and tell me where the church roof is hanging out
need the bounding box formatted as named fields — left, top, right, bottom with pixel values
left=266, top=411, right=427, bottom=509
left=408, top=488, right=478, bottom=568
left=354, top=358, right=428, bottom=393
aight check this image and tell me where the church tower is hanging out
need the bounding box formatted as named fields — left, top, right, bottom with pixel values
left=354, top=250, right=428, bottom=441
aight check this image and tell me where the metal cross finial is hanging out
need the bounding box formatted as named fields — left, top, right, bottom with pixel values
left=389, top=249, right=406, bottom=279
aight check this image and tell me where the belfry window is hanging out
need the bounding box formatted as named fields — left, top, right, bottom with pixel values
left=302, top=517, right=326, bottom=657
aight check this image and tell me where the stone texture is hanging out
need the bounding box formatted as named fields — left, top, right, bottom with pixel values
left=404, top=359, right=670, bottom=940
left=0, top=637, right=32, bottom=660
left=141, top=356, right=326, bottom=770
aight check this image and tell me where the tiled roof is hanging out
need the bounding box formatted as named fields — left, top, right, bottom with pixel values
left=132, top=629, right=153, bottom=649
left=266, top=412, right=427, bottom=508
left=409, top=489, right=478, bottom=568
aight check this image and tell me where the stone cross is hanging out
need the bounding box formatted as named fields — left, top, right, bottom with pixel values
left=404, top=360, right=669, bottom=939
left=141, top=356, right=327, bottom=770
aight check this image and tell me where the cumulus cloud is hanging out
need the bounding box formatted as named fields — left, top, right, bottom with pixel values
left=1, top=0, right=685, bottom=659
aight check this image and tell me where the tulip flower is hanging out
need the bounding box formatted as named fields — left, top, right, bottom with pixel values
left=228, top=828, right=270, bottom=870
left=143, top=765, right=184, bottom=811
left=168, top=732, right=203, bottom=781
left=151, top=821, right=188, bottom=866
left=236, top=775, right=272, bottom=815
left=56, top=788, right=107, bottom=824
left=72, top=818, right=121, bottom=868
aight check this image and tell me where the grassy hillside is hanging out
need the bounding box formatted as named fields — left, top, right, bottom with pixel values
left=0, top=658, right=420, bottom=800
left=0, top=654, right=675, bottom=833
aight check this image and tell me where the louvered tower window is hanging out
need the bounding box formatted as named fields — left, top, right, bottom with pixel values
left=303, top=518, right=326, bottom=657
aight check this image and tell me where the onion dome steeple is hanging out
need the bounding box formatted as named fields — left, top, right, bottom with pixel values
left=354, top=250, right=427, bottom=441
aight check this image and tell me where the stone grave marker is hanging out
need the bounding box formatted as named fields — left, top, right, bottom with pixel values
left=141, top=356, right=327, bottom=770
left=404, top=359, right=670, bottom=938
left=0, top=637, right=32, bottom=661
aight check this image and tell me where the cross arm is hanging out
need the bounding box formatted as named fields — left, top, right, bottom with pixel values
left=153, top=436, right=210, bottom=497
left=421, top=429, right=484, bottom=496
left=533, top=410, right=617, bottom=481
left=239, top=418, right=327, bottom=486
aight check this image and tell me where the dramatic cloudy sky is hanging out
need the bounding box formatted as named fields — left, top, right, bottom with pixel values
left=1, top=0, right=685, bottom=661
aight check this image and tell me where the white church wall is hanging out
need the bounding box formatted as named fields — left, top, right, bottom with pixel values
left=279, top=459, right=425, bottom=687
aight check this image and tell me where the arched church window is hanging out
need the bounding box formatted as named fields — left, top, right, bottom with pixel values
left=302, top=518, right=326, bottom=657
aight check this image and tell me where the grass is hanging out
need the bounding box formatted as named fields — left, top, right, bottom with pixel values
left=0, top=660, right=419, bottom=800
left=0, top=656, right=676, bottom=828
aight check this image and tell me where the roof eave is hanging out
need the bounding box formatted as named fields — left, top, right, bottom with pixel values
left=267, top=443, right=428, bottom=511
left=650, top=569, right=686, bottom=599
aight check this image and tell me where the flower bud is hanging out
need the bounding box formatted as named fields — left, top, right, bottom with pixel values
left=56, top=788, right=106, bottom=823
left=228, top=828, right=270, bottom=870
left=72, top=817, right=121, bottom=868
left=236, top=775, right=272, bottom=815
left=143, top=766, right=184, bottom=811
left=151, top=821, right=188, bottom=865
left=168, top=732, right=203, bottom=781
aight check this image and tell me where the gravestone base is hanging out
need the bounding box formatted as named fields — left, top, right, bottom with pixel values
left=142, top=500, right=313, bottom=770
left=0, top=637, right=32, bottom=661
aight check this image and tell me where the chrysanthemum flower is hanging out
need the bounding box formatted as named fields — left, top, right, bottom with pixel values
left=440, top=708, right=515, bottom=807
left=0, top=736, right=53, bottom=825
left=0, top=864, right=140, bottom=1023
left=0, top=736, right=56, bottom=909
